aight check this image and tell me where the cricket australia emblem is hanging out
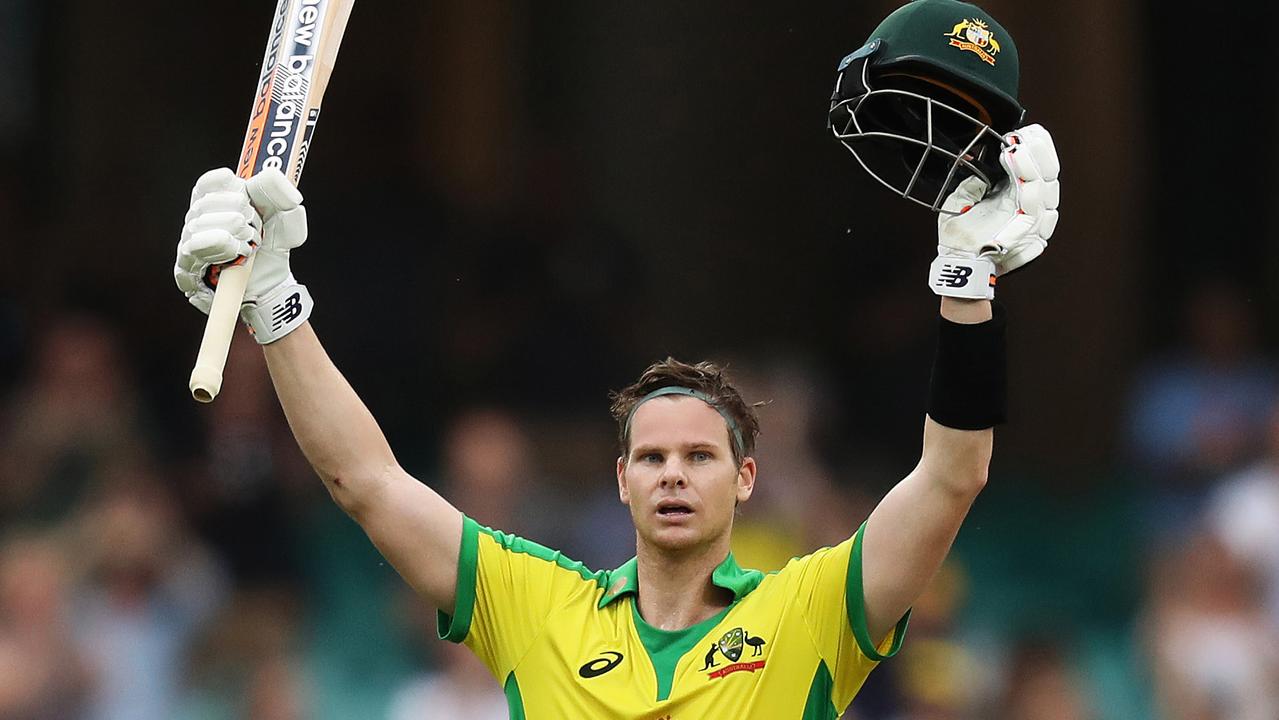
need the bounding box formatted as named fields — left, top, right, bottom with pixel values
left=698, top=627, right=767, bottom=679
left=945, top=18, right=1001, bottom=66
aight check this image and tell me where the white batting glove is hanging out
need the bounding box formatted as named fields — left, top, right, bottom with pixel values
left=174, top=167, right=313, bottom=343
left=929, top=124, right=1060, bottom=299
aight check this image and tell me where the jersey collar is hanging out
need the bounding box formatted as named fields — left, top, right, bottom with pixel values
left=597, top=552, right=764, bottom=609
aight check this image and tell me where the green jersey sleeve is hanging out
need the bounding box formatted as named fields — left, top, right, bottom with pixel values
left=437, top=516, right=603, bottom=680
left=781, top=523, right=911, bottom=708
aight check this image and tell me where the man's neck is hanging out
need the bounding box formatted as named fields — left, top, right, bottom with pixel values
left=634, top=536, right=735, bottom=631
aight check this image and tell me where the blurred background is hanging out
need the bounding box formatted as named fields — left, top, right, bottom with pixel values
left=2, top=0, right=1278, bottom=717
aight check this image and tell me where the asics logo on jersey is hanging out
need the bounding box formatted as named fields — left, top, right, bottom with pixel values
left=936, top=264, right=974, bottom=288
left=578, top=651, right=624, bottom=678
left=271, top=292, right=304, bottom=330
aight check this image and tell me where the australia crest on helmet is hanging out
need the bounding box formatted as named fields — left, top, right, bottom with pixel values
left=946, top=18, right=1001, bottom=65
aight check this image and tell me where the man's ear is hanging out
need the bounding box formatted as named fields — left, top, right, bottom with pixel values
left=617, top=456, right=630, bottom=504
left=735, top=457, right=757, bottom=504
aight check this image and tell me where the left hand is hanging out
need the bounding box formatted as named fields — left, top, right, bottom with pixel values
left=929, top=124, right=1060, bottom=299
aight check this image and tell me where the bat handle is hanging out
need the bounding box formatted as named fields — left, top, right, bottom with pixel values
left=189, top=254, right=257, bottom=403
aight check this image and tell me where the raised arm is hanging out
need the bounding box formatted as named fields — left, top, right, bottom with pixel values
left=859, top=125, right=1060, bottom=644
left=861, top=298, right=994, bottom=643
left=263, top=322, right=462, bottom=609
left=175, top=168, right=462, bottom=611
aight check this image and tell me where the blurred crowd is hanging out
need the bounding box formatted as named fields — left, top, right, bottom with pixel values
left=0, top=280, right=1277, bottom=720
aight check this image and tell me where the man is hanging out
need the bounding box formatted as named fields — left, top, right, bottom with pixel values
left=174, top=1, right=1059, bottom=715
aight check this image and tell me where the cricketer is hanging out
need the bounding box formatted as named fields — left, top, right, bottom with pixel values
left=173, top=1, right=1058, bottom=716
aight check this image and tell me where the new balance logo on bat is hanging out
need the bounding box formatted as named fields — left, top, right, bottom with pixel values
left=271, top=293, right=304, bottom=330
left=936, top=264, right=974, bottom=287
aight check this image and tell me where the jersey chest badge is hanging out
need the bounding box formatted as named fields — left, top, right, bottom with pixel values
left=697, top=627, right=767, bottom=679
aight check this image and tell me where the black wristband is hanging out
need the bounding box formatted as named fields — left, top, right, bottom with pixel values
left=927, top=302, right=1007, bottom=430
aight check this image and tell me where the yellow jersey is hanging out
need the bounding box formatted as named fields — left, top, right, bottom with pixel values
left=437, top=516, right=909, bottom=718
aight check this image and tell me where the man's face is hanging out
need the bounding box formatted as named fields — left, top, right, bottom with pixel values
left=617, top=397, right=755, bottom=554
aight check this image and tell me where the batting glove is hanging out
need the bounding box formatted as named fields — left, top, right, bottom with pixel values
left=174, top=167, right=313, bottom=343
left=929, top=123, right=1060, bottom=299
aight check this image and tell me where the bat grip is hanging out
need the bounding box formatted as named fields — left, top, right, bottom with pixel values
left=189, top=254, right=257, bottom=403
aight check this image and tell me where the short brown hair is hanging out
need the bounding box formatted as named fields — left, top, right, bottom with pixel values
left=609, top=357, right=760, bottom=465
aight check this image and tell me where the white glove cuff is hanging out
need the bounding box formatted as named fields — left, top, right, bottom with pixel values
left=240, top=282, right=314, bottom=344
left=929, top=256, right=997, bottom=300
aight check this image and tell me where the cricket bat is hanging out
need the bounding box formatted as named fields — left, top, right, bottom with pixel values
left=189, top=0, right=355, bottom=403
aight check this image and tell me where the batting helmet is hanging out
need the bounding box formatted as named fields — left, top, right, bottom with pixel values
left=828, top=0, right=1025, bottom=213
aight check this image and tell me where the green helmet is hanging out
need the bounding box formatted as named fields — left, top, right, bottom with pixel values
left=828, top=0, right=1026, bottom=212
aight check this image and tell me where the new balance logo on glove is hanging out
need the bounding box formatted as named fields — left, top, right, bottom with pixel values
left=272, top=293, right=304, bottom=331
left=935, top=264, right=974, bottom=288
left=241, top=284, right=313, bottom=344
left=928, top=257, right=996, bottom=300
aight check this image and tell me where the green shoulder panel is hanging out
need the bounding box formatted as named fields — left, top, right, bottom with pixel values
left=801, top=660, right=838, bottom=720
left=436, top=516, right=607, bottom=644
left=482, top=525, right=605, bottom=585
left=504, top=672, right=526, bottom=719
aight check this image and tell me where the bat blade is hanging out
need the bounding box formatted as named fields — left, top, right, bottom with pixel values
left=189, top=0, right=354, bottom=403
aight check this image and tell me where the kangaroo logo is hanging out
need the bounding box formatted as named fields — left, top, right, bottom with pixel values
left=945, top=18, right=1001, bottom=66
left=698, top=627, right=766, bottom=676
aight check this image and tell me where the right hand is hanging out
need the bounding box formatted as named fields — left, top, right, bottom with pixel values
left=174, top=167, right=314, bottom=343
left=930, top=124, right=1060, bottom=299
